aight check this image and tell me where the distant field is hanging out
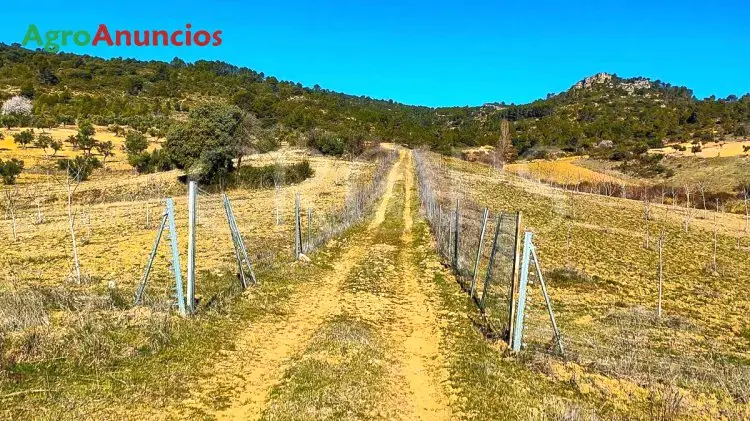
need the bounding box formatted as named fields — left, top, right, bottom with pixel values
left=0, top=126, right=160, bottom=182
left=435, top=154, right=750, bottom=418
left=651, top=139, right=750, bottom=158
left=504, top=157, right=633, bottom=186
left=661, top=155, right=750, bottom=193
left=576, top=153, right=750, bottom=197
left=509, top=149, right=749, bottom=205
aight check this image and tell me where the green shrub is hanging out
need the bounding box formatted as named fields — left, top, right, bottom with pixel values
left=231, top=160, right=314, bottom=189
left=125, top=130, right=148, bottom=155
left=0, top=159, right=24, bottom=184
left=57, top=156, right=101, bottom=182
left=256, top=136, right=280, bottom=153
left=128, top=149, right=173, bottom=174
left=13, top=130, right=34, bottom=149
left=310, top=131, right=364, bottom=156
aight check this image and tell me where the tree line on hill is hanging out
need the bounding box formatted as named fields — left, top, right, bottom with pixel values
left=0, top=43, right=749, bottom=183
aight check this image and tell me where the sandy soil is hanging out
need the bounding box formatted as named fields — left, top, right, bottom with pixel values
left=164, top=149, right=453, bottom=420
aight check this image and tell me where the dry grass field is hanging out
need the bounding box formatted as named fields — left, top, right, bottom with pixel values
left=0, top=126, right=158, bottom=181
left=0, top=141, right=384, bottom=417
left=651, top=139, right=750, bottom=159
left=2, top=142, right=749, bottom=419
left=504, top=157, right=632, bottom=187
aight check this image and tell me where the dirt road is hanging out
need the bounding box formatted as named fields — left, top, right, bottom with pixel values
left=173, top=149, right=452, bottom=420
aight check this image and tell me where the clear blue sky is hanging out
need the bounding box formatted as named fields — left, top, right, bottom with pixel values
left=1, top=0, right=748, bottom=107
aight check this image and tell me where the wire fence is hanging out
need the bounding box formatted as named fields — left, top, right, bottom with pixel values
left=415, top=149, right=520, bottom=339
left=414, top=149, right=750, bottom=405
left=0, top=147, right=399, bottom=315
left=302, top=147, right=398, bottom=256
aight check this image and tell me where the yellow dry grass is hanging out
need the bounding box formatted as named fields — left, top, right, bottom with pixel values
left=0, top=150, right=372, bottom=296
left=505, top=157, right=632, bottom=186
left=652, top=139, right=750, bottom=158
left=0, top=125, right=160, bottom=184
left=429, top=153, right=750, bottom=418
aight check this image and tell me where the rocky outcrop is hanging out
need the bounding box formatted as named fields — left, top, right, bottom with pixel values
left=573, top=72, right=653, bottom=95
left=574, top=72, right=613, bottom=89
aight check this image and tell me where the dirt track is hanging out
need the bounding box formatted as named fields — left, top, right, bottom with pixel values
left=173, top=149, right=452, bottom=420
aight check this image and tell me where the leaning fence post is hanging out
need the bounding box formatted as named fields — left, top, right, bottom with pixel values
left=166, top=198, right=186, bottom=316
left=307, top=207, right=312, bottom=252
left=227, top=198, right=257, bottom=285
left=186, top=181, right=197, bottom=314
left=135, top=212, right=168, bottom=305
left=531, top=243, right=564, bottom=355
left=512, top=231, right=533, bottom=352
left=470, top=208, right=489, bottom=298
left=479, top=213, right=503, bottom=310
left=507, top=211, right=522, bottom=343
left=453, top=198, right=460, bottom=272
left=223, top=194, right=247, bottom=289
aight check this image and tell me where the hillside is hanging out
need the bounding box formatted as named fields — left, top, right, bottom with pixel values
left=1, top=44, right=749, bottom=157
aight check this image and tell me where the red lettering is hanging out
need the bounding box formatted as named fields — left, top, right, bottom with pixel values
left=170, top=30, right=183, bottom=46
left=185, top=23, right=192, bottom=46
left=153, top=30, right=168, bottom=46
left=194, top=30, right=210, bottom=46
left=91, top=24, right=113, bottom=46
left=115, top=30, right=131, bottom=46
left=212, top=30, right=222, bottom=46
left=134, top=30, right=150, bottom=46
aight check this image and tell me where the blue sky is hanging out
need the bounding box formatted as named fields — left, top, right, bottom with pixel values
left=1, top=0, right=748, bottom=107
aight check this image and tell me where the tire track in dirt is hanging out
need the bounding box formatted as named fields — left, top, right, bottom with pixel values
left=387, top=150, right=452, bottom=420
left=172, top=151, right=406, bottom=420
left=323, top=149, right=452, bottom=420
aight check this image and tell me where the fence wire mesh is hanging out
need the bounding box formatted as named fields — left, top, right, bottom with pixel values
left=415, top=149, right=519, bottom=338
left=0, top=148, right=398, bottom=312
left=414, top=149, right=750, bottom=406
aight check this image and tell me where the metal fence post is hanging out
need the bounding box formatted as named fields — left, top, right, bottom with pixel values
left=453, top=198, right=460, bottom=272
left=166, top=198, right=186, bottom=316
left=531, top=244, right=564, bottom=355
left=294, top=193, right=302, bottom=259
left=479, top=213, right=503, bottom=310
left=437, top=205, right=443, bottom=254
left=227, top=198, right=257, bottom=285
left=135, top=212, right=168, bottom=305
left=512, top=231, right=533, bottom=352
left=507, top=211, right=522, bottom=343
left=447, top=212, right=453, bottom=260
left=223, top=194, right=246, bottom=289
left=307, top=207, right=312, bottom=252
left=297, top=195, right=303, bottom=254
left=470, top=208, right=489, bottom=298
left=186, top=181, right=197, bottom=314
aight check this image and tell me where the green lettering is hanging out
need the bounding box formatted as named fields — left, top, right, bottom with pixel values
left=21, top=24, right=43, bottom=47
left=44, top=30, right=60, bottom=52
left=62, top=30, right=74, bottom=44
left=73, top=31, right=91, bottom=46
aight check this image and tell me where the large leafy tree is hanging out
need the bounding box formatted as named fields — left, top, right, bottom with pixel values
left=76, top=120, right=97, bottom=155
left=164, top=103, right=246, bottom=183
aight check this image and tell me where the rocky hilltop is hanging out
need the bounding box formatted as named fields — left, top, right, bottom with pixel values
left=573, top=72, right=652, bottom=94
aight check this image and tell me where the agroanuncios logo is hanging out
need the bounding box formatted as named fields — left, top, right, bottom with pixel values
left=22, top=23, right=223, bottom=52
